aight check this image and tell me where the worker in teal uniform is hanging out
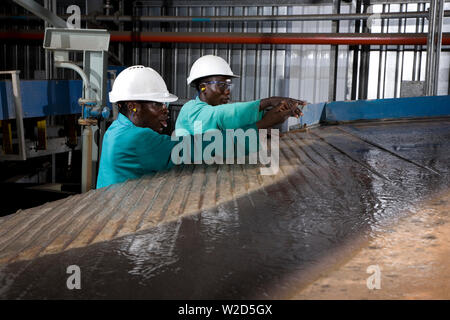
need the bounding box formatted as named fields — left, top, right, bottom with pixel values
left=97, top=65, right=297, bottom=189
left=96, top=65, right=179, bottom=189
left=175, top=55, right=306, bottom=136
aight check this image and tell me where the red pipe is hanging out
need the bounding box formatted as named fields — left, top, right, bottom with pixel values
left=112, top=32, right=450, bottom=45
left=0, top=31, right=45, bottom=41
left=1, top=31, right=450, bottom=45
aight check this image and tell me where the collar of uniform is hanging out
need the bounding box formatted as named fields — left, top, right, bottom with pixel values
left=117, top=113, right=134, bottom=127
left=195, top=95, right=209, bottom=106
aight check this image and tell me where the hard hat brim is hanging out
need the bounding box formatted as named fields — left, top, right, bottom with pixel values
left=109, top=92, right=178, bottom=103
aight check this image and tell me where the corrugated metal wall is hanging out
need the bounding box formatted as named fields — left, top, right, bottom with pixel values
left=366, top=1, right=450, bottom=98
left=131, top=2, right=355, bottom=104
left=0, top=0, right=88, bottom=81
left=129, top=1, right=449, bottom=104
left=288, top=4, right=354, bottom=103
left=1, top=0, right=449, bottom=102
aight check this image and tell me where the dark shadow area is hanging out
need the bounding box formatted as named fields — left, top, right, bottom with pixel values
left=0, top=150, right=82, bottom=217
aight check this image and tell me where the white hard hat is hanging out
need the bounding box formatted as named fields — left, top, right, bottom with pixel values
left=109, top=65, right=178, bottom=103
left=187, top=55, right=239, bottom=87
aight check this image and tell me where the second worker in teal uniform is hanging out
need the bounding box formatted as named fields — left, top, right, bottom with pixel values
left=97, top=65, right=300, bottom=189
left=175, top=55, right=306, bottom=137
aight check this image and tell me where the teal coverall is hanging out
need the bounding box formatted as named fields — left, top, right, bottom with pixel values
left=97, top=113, right=259, bottom=189
left=175, top=96, right=263, bottom=136
left=97, top=113, right=178, bottom=189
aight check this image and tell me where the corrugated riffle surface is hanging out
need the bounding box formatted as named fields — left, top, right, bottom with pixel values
left=0, top=118, right=449, bottom=299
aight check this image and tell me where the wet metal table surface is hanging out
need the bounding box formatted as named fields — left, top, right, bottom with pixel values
left=0, top=118, right=449, bottom=299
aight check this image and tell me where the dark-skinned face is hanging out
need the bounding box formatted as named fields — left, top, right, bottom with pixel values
left=127, top=101, right=169, bottom=133
left=198, top=75, right=233, bottom=106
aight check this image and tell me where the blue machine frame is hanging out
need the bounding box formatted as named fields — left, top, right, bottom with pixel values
left=0, top=79, right=114, bottom=121
left=292, top=95, right=450, bottom=129
left=1, top=78, right=449, bottom=124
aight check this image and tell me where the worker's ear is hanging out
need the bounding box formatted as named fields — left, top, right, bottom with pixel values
left=199, top=84, right=206, bottom=93
left=127, top=102, right=138, bottom=114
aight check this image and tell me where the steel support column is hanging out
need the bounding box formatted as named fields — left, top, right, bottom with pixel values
left=328, top=0, right=341, bottom=102
left=425, top=0, right=445, bottom=96
left=358, top=1, right=371, bottom=100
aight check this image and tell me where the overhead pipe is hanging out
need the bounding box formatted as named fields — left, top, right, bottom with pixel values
left=2, top=31, right=450, bottom=46
left=76, top=11, right=439, bottom=22
left=2, top=11, right=450, bottom=23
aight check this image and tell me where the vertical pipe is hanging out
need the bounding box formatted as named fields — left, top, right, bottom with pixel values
left=81, top=126, right=93, bottom=193
left=254, top=6, right=261, bottom=100
left=227, top=5, right=232, bottom=99
left=11, top=71, right=26, bottom=161
left=350, top=0, right=362, bottom=100
left=425, top=0, right=437, bottom=95
left=328, top=0, right=341, bottom=102
left=52, top=153, right=56, bottom=184
left=201, top=6, right=205, bottom=57
left=312, top=13, right=319, bottom=102
left=394, top=4, right=403, bottom=98
left=358, top=1, right=370, bottom=100
left=417, top=2, right=426, bottom=81
left=399, top=3, right=407, bottom=96
left=118, top=0, right=124, bottom=65
left=382, top=3, right=392, bottom=98
left=268, top=5, right=276, bottom=97
left=160, top=6, right=165, bottom=76
left=145, top=7, right=149, bottom=67
left=377, top=3, right=387, bottom=99
left=283, top=5, right=292, bottom=99
left=240, top=6, right=247, bottom=101
left=25, top=22, right=30, bottom=79
left=227, top=6, right=231, bottom=65
left=432, top=0, right=444, bottom=95
left=173, top=6, right=178, bottom=96
left=132, top=4, right=137, bottom=64
left=213, top=6, right=217, bottom=57
left=44, top=0, right=56, bottom=79
left=186, top=7, right=192, bottom=99
left=412, top=3, right=420, bottom=81
left=344, top=8, right=352, bottom=101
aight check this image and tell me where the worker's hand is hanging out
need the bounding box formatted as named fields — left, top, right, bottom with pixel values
left=256, top=100, right=295, bottom=129
left=277, top=99, right=304, bottom=118
left=260, top=96, right=307, bottom=112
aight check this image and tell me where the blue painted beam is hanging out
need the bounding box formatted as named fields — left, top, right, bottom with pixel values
left=325, top=95, right=450, bottom=123
left=299, top=102, right=327, bottom=126
left=0, top=79, right=113, bottom=120
left=2, top=77, right=448, bottom=124
left=287, top=102, right=326, bottom=130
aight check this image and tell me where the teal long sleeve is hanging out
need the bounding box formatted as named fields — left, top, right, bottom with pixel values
left=175, top=96, right=264, bottom=136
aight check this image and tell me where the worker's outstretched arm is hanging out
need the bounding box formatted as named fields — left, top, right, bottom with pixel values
left=213, top=100, right=264, bottom=130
